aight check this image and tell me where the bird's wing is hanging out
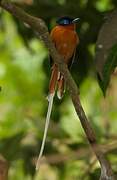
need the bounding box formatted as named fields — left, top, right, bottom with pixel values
left=68, top=46, right=78, bottom=69
left=50, top=45, right=78, bottom=69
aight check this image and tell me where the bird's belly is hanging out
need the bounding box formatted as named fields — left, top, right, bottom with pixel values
left=58, top=43, right=74, bottom=61
left=55, top=31, right=77, bottom=62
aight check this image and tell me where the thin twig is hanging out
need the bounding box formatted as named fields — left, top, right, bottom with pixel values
left=0, top=1, right=115, bottom=179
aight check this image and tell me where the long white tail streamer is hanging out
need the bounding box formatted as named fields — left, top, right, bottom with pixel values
left=36, top=93, right=54, bottom=170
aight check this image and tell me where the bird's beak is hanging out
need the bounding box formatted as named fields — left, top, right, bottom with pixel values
left=72, top=18, right=80, bottom=24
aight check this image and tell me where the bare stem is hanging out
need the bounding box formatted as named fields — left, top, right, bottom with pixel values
left=0, top=0, right=115, bottom=179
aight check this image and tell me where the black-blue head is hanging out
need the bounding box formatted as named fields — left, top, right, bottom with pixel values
left=56, top=16, right=80, bottom=26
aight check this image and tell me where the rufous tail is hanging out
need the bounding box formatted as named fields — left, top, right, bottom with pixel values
left=36, top=64, right=64, bottom=170
left=49, top=64, right=65, bottom=98
left=49, top=64, right=58, bottom=94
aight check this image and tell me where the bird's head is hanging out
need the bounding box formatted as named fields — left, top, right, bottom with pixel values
left=56, top=16, right=80, bottom=26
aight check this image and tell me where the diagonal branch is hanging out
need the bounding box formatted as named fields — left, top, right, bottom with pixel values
left=0, top=0, right=115, bottom=179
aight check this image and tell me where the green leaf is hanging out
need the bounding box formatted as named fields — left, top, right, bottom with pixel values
left=98, top=43, right=117, bottom=96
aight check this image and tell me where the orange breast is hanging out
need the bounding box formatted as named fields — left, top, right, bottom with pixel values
left=50, top=25, right=79, bottom=63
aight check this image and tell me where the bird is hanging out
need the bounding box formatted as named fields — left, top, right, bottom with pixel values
left=36, top=16, right=79, bottom=170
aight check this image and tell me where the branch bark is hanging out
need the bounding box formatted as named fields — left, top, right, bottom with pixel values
left=0, top=0, right=115, bottom=179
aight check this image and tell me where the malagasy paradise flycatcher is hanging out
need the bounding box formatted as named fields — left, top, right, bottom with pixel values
left=36, top=16, right=80, bottom=170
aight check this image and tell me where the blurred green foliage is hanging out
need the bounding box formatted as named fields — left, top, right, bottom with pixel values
left=0, top=0, right=117, bottom=179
